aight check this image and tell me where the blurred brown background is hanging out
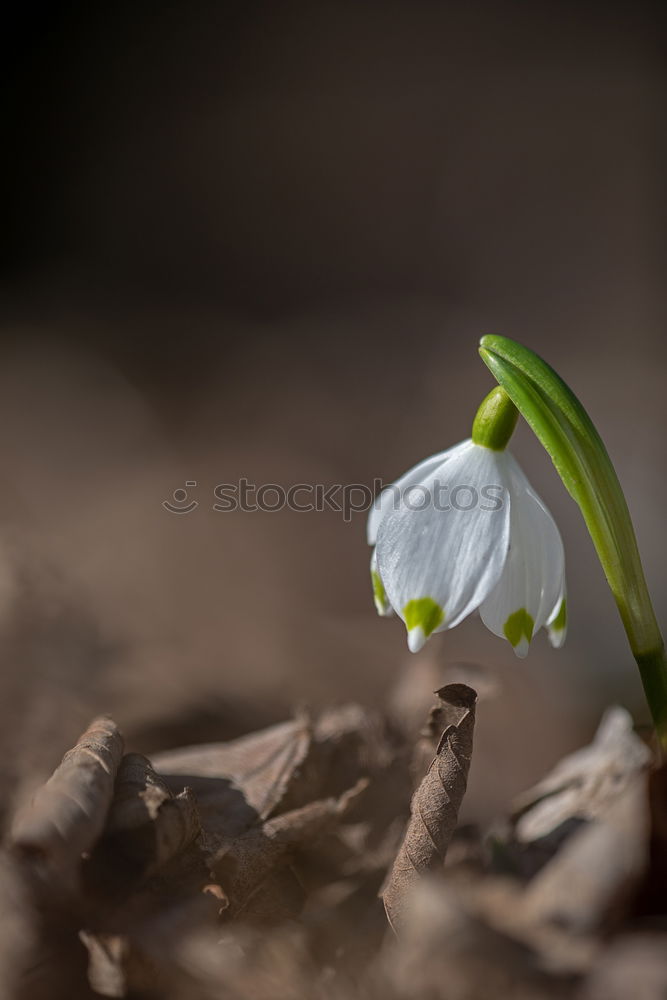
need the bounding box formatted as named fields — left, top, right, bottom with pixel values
left=2, top=0, right=665, bottom=822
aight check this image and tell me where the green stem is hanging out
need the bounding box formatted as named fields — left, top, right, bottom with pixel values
left=479, top=335, right=667, bottom=749
left=636, top=646, right=667, bottom=744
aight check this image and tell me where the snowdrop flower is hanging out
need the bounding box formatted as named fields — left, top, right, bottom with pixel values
left=368, top=387, right=566, bottom=656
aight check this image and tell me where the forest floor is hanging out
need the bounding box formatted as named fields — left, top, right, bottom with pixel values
left=2, top=671, right=666, bottom=1000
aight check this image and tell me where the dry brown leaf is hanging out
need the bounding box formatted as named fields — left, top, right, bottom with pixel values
left=454, top=873, right=598, bottom=977
left=7, top=695, right=662, bottom=1000
left=152, top=704, right=402, bottom=865
left=10, top=716, right=124, bottom=889
left=209, top=779, right=368, bottom=921
left=307, top=704, right=411, bottom=869
left=88, top=753, right=201, bottom=888
left=306, top=703, right=396, bottom=801
left=521, top=774, right=651, bottom=933
left=380, top=878, right=572, bottom=1000
left=409, top=686, right=472, bottom=787
left=381, top=684, right=477, bottom=933
left=512, top=707, right=651, bottom=843
left=389, top=659, right=498, bottom=745
left=151, top=715, right=312, bottom=836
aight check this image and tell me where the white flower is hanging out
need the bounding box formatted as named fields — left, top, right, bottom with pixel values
left=368, top=438, right=566, bottom=656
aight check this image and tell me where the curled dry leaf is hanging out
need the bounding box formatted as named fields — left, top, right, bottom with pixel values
left=512, top=707, right=652, bottom=843
left=88, top=753, right=201, bottom=887
left=389, top=658, right=498, bottom=745
left=10, top=716, right=124, bottom=888
left=382, top=684, right=477, bottom=934
left=409, top=683, right=479, bottom=787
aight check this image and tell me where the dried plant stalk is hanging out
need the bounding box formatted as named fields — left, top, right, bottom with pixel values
left=11, top=716, right=124, bottom=887
left=382, top=684, right=477, bottom=933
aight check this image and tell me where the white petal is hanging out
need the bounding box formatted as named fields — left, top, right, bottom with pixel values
left=546, top=583, right=567, bottom=648
left=366, top=441, right=467, bottom=545
left=479, top=454, right=565, bottom=657
left=375, top=441, right=512, bottom=649
left=407, top=625, right=427, bottom=652
left=370, top=548, right=393, bottom=617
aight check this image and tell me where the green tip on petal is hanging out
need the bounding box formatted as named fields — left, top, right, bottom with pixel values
left=547, top=597, right=567, bottom=648
left=372, top=569, right=391, bottom=616
left=471, top=386, right=519, bottom=451
left=403, top=597, right=444, bottom=652
left=503, top=607, right=535, bottom=657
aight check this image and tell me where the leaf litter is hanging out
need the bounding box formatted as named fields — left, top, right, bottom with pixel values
left=2, top=673, right=667, bottom=1000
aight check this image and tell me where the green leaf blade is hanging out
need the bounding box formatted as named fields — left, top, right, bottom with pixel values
left=479, top=336, right=661, bottom=659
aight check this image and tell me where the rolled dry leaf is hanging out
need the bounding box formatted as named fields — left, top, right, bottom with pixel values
left=410, top=693, right=455, bottom=788
left=389, top=658, right=497, bottom=745
left=382, top=684, right=477, bottom=934
left=90, top=753, right=201, bottom=885
left=105, top=753, right=172, bottom=829
left=10, top=716, right=124, bottom=887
